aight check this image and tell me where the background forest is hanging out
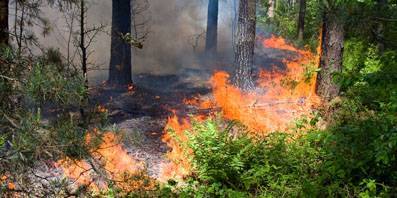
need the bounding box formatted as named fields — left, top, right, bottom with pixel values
left=0, top=0, right=397, bottom=197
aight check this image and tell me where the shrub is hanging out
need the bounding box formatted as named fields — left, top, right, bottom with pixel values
left=169, top=118, right=324, bottom=197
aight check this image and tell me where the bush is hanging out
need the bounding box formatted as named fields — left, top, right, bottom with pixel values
left=25, top=56, right=87, bottom=107
left=0, top=47, right=92, bottom=195
left=170, top=104, right=396, bottom=197
left=168, top=118, right=325, bottom=197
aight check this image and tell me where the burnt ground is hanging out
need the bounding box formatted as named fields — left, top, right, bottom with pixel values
left=89, top=70, right=213, bottom=178
left=86, top=39, right=298, bottom=179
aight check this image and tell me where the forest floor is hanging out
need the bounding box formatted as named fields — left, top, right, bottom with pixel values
left=90, top=70, right=213, bottom=178
left=88, top=37, right=294, bottom=179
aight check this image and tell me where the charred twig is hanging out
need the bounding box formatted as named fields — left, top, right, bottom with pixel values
left=187, top=107, right=222, bottom=115
left=0, top=74, right=17, bottom=81
left=3, top=114, right=20, bottom=129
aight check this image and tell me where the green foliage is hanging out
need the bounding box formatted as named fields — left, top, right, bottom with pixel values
left=2, top=111, right=89, bottom=166
left=169, top=45, right=397, bottom=196
left=314, top=39, right=397, bottom=196
left=340, top=39, right=397, bottom=112
left=170, top=118, right=323, bottom=197
left=258, top=0, right=322, bottom=49
left=167, top=112, right=395, bottom=197
left=0, top=46, right=93, bottom=195
left=0, top=47, right=25, bottom=112
left=25, top=60, right=87, bottom=107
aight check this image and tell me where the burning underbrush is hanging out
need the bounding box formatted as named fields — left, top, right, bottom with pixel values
left=56, top=130, right=156, bottom=194
left=56, top=35, right=321, bottom=193
left=160, top=35, right=321, bottom=181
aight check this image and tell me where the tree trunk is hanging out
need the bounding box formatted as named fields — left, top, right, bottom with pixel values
left=297, top=0, right=306, bottom=41
left=267, top=0, right=275, bottom=18
left=316, top=12, right=344, bottom=100
left=205, top=0, right=218, bottom=55
left=375, top=0, right=387, bottom=52
left=109, top=0, right=132, bottom=85
left=232, top=0, right=256, bottom=90
left=80, top=0, right=88, bottom=87
left=79, top=0, right=87, bottom=117
left=0, top=0, right=8, bottom=45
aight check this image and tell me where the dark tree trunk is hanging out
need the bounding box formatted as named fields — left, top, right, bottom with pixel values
left=232, top=0, right=256, bottom=90
left=109, top=0, right=132, bottom=85
left=79, top=0, right=87, bottom=117
left=205, top=0, right=218, bottom=54
left=297, top=0, right=306, bottom=41
left=0, top=0, right=8, bottom=45
left=375, top=0, right=387, bottom=52
left=316, top=12, right=344, bottom=100
left=80, top=0, right=88, bottom=86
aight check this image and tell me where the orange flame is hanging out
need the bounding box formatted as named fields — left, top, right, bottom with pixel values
left=159, top=114, right=192, bottom=182
left=128, top=84, right=135, bottom=93
left=0, top=175, right=15, bottom=191
left=160, top=111, right=209, bottom=182
left=210, top=36, right=320, bottom=134
left=97, top=105, right=108, bottom=113
left=160, top=35, right=322, bottom=180
left=56, top=131, right=155, bottom=192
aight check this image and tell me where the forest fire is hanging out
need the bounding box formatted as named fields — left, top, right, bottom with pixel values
left=210, top=36, right=321, bottom=134
left=160, top=35, right=321, bottom=180
left=159, top=114, right=192, bottom=182
left=56, top=35, right=321, bottom=188
left=56, top=131, right=155, bottom=192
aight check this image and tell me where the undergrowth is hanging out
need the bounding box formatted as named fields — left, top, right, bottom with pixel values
left=146, top=39, right=397, bottom=197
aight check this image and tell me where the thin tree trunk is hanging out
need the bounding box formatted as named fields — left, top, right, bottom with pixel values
left=109, top=0, right=132, bottom=85
left=316, top=12, right=344, bottom=100
left=0, top=0, right=8, bottom=45
left=268, top=0, right=275, bottom=18
left=205, top=0, right=218, bottom=55
left=297, top=0, right=306, bottom=41
left=232, top=0, right=256, bottom=90
left=80, top=0, right=88, bottom=87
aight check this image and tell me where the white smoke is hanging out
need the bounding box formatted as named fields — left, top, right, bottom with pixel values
left=12, top=0, right=238, bottom=84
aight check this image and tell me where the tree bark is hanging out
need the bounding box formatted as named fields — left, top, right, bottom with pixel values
left=267, top=0, right=275, bottom=18
left=232, top=0, right=256, bottom=90
left=297, top=0, right=306, bottom=41
left=375, top=0, right=387, bottom=52
left=205, top=0, right=218, bottom=55
left=109, top=0, right=132, bottom=85
left=80, top=0, right=88, bottom=87
left=0, top=0, right=8, bottom=45
left=316, top=12, right=344, bottom=100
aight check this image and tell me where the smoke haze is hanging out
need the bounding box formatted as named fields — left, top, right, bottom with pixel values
left=19, top=0, right=238, bottom=84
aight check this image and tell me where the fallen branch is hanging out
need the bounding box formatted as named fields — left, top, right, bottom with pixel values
left=3, top=114, right=20, bottom=129
left=249, top=100, right=306, bottom=108
left=0, top=74, right=17, bottom=81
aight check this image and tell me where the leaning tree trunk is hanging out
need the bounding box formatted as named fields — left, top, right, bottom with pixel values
left=316, top=12, right=344, bottom=100
left=232, top=0, right=256, bottom=90
left=108, top=0, right=132, bottom=85
left=297, top=0, right=306, bottom=41
left=0, top=0, right=8, bottom=45
left=205, top=0, right=218, bottom=54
